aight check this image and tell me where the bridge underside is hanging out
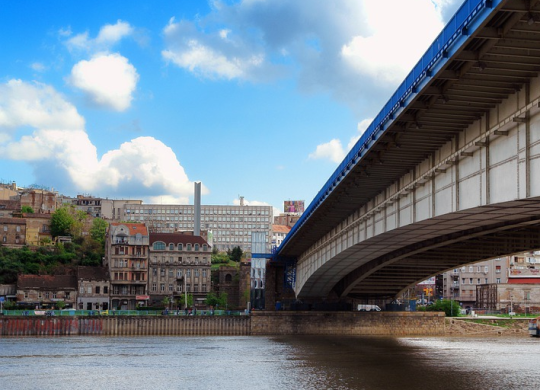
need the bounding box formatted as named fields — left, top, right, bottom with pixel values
left=297, top=198, right=540, bottom=299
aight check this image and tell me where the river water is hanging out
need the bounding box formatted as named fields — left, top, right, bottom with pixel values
left=1, top=335, right=539, bottom=390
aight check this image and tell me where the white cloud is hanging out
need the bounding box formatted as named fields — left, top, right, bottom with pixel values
left=341, top=0, right=444, bottom=83
left=0, top=79, right=85, bottom=132
left=161, top=0, right=461, bottom=115
left=65, top=20, right=134, bottom=52
left=233, top=197, right=280, bottom=218
left=309, top=118, right=373, bottom=164
left=0, top=80, right=203, bottom=203
left=308, top=139, right=346, bottom=164
left=68, top=53, right=139, bottom=111
left=30, top=62, right=46, bottom=72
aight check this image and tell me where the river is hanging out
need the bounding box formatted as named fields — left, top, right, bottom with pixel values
left=0, top=335, right=539, bottom=389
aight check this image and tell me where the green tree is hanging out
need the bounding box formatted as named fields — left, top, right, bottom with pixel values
left=426, top=299, right=461, bottom=317
left=177, top=293, right=193, bottom=309
left=205, top=292, right=228, bottom=308
left=90, top=218, right=108, bottom=245
left=21, top=205, right=34, bottom=213
left=162, top=297, right=170, bottom=309
left=211, top=251, right=230, bottom=264
left=50, top=207, right=75, bottom=237
left=228, top=246, right=243, bottom=263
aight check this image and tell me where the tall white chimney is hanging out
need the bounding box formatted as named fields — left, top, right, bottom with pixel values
left=194, top=182, right=201, bottom=236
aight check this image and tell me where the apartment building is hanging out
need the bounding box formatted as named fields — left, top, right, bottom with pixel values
left=77, top=266, right=110, bottom=311
left=104, top=223, right=149, bottom=310
left=440, top=258, right=509, bottom=307
left=148, top=233, right=211, bottom=308
left=0, top=217, right=26, bottom=246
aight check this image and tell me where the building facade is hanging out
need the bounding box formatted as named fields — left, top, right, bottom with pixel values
left=440, top=257, right=509, bottom=307
left=272, top=225, right=291, bottom=248
left=0, top=217, right=26, bottom=246
left=105, top=223, right=149, bottom=310
left=124, top=204, right=273, bottom=253
left=77, top=266, right=110, bottom=311
left=16, top=275, right=78, bottom=309
left=24, top=213, right=52, bottom=246
left=148, top=233, right=211, bottom=308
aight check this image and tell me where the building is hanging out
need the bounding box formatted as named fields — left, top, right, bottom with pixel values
left=148, top=232, right=211, bottom=308
left=0, top=284, right=16, bottom=302
left=272, top=225, right=291, bottom=248
left=0, top=181, right=18, bottom=201
left=77, top=266, right=110, bottom=311
left=71, top=195, right=103, bottom=218
left=124, top=203, right=273, bottom=253
left=214, top=266, right=240, bottom=310
left=0, top=217, right=26, bottom=246
left=16, top=274, right=78, bottom=309
left=101, top=198, right=143, bottom=220
left=0, top=199, right=21, bottom=218
left=105, top=223, right=149, bottom=310
left=20, top=189, right=58, bottom=214
left=273, top=213, right=301, bottom=228
left=24, top=213, right=52, bottom=246
left=439, top=257, right=509, bottom=307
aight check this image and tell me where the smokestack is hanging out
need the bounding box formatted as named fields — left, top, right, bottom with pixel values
left=194, top=182, right=201, bottom=236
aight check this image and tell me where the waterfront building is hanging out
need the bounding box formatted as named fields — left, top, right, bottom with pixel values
left=77, top=266, right=110, bottom=311
left=16, top=274, right=77, bottom=309
left=148, top=232, right=211, bottom=308
left=104, top=223, right=149, bottom=310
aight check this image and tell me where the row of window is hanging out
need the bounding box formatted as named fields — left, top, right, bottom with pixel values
left=151, top=268, right=207, bottom=278
left=152, top=242, right=207, bottom=251
left=151, top=256, right=208, bottom=265
left=2, top=225, right=21, bottom=232
left=113, top=272, right=146, bottom=281
left=79, top=285, right=109, bottom=294
left=23, top=291, right=70, bottom=300
left=126, top=208, right=270, bottom=216
left=151, top=283, right=207, bottom=293
left=453, top=265, right=502, bottom=273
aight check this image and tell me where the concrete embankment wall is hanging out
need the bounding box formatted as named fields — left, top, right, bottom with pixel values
left=0, top=312, right=445, bottom=337
left=251, top=311, right=446, bottom=336
left=0, top=316, right=251, bottom=336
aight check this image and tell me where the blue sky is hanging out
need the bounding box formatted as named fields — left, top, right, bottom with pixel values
left=0, top=0, right=462, bottom=214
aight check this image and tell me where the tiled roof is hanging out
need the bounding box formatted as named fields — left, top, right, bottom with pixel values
left=17, top=274, right=78, bottom=289
left=110, top=222, right=148, bottom=236
left=149, top=232, right=209, bottom=246
left=23, top=213, right=52, bottom=219
left=77, top=266, right=109, bottom=281
left=272, top=225, right=291, bottom=234
left=0, top=217, right=25, bottom=225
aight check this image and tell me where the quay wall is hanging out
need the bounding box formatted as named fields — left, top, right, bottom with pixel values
left=251, top=311, right=446, bottom=336
left=0, top=312, right=445, bottom=337
left=0, top=316, right=251, bottom=337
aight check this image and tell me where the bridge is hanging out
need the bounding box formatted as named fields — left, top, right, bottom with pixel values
left=276, top=0, right=540, bottom=301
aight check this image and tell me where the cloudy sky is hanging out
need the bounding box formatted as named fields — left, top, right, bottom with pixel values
left=0, top=0, right=462, bottom=213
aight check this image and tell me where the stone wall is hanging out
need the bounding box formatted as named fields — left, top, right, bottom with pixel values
left=250, top=311, right=445, bottom=336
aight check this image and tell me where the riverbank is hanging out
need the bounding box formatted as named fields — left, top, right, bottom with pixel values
left=445, top=317, right=529, bottom=337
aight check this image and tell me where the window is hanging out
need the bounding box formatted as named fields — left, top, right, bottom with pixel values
left=469, top=266, right=473, bottom=272
left=65, top=292, right=70, bottom=299
left=496, top=278, right=501, bottom=283
left=169, top=284, right=173, bottom=292
left=484, top=266, right=489, bottom=273
left=186, top=284, right=191, bottom=292
left=52, top=293, right=57, bottom=299
left=160, top=284, right=165, bottom=292
left=152, top=283, right=157, bottom=292
left=161, top=269, right=165, bottom=277
left=169, top=243, right=174, bottom=250
left=469, top=278, right=473, bottom=284
left=187, top=244, right=192, bottom=251
left=177, top=270, right=183, bottom=278
left=496, top=266, right=501, bottom=273
left=169, top=270, right=173, bottom=277
left=194, top=244, right=199, bottom=251
left=195, top=269, right=199, bottom=277
left=87, top=287, right=92, bottom=294
left=477, top=278, right=480, bottom=284
left=187, top=270, right=191, bottom=277
left=104, top=286, right=108, bottom=294
left=80, top=286, right=84, bottom=294
left=178, top=244, right=183, bottom=251
left=96, top=286, right=100, bottom=294
left=152, top=268, right=157, bottom=276
left=203, top=270, right=207, bottom=278
left=153, top=242, right=166, bottom=250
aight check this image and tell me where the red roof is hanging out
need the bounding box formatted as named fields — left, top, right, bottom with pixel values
left=149, top=232, right=209, bottom=246
left=110, top=222, right=148, bottom=236
left=508, top=278, right=540, bottom=284
left=17, top=274, right=78, bottom=289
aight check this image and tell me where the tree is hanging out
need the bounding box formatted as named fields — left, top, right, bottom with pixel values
left=50, top=207, right=74, bottom=237
left=205, top=292, right=228, bottom=309
left=90, top=218, right=108, bottom=245
left=177, top=293, right=193, bottom=309
left=21, top=205, right=34, bottom=213
left=228, top=246, right=243, bottom=263
left=426, top=299, right=461, bottom=317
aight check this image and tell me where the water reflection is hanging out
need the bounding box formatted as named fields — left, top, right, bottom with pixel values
left=0, top=336, right=539, bottom=390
